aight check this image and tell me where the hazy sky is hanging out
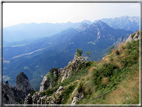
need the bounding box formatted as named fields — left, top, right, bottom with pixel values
left=3, top=3, right=140, bottom=28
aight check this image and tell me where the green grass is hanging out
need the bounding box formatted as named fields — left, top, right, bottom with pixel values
left=77, top=39, right=139, bottom=104
left=40, top=89, right=54, bottom=97
left=60, top=68, right=88, bottom=87
left=61, top=84, right=76, bottom=104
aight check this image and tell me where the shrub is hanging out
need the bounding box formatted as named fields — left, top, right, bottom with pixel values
left=50, top=68, right=59, bottom=73
left=76, top=48, right=83, bottom=56
left=85, top=61, right=94, bottom=67
left=126, top=42, right=132, bottom=49
left=94, top=75, right=102, bottom=85
left=30, top=90, right=36, bottom=96
left=77, top=83, right=83, bottom=93
left=40, top=89, right=53, bottom=97
left=115, top=50, right=120, bottom=55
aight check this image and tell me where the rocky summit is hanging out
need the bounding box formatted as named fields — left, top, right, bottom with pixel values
left=2, top=72, right=33, bottom=104
left=16, top=72, right=33, bottom=94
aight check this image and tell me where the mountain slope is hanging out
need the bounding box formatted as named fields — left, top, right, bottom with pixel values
left=3, top=28, right=78, bottom=60
left=24, top=30, right=140, bottom=105
left=61, top=21, right=132, bottom=60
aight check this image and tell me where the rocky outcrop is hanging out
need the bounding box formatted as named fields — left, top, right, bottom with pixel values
left=2, top=81, right=16, bottom=104
left=71, top=97, right=79, bottom=106
left=25, top=86, right=64, bottom=104
left=39, top=68, right=65, bottom=92
left=32, top=92, right=41, bottom=104
left=113, top=34, right=129, bottom=48
left=39, top=75, right=50, bottom=92
left=112, top=30, right=140, bottom=49
left=25, top=53, right=86, bottom=104
left=56, top=86, right=64, bottom=93
left=60, top=53, right=85, bottom=82
left=16, top=72, right=33, bottom=94
left=24, top=93, right=32, bottom=104
left=71, top=93, right=84, bottom=106
left=125, top=31, right=140, bottom=43
left=2, top=72, right=33, bottom=104
left=39, top=53, right=85, bottom=92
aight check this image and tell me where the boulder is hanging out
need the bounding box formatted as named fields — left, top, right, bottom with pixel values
left=71, top=97, right=79, bottom=106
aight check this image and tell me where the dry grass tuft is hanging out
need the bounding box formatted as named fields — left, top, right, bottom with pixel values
left=84, top=66, right=96, bottom=81
left=112, top=49, right=119, bottom=55
left=88, top=66, right=96, bottom=73
left=86, top=66, right=96, bottom=80
left=103, top=55, right=110, bottom=63
left=102, top=77, right=109, bottom=85
left=83, top=80, right=96, bottom=94
left=117, top=43, right=126, bottom=50
left=117, top=63, right=125, bottom=69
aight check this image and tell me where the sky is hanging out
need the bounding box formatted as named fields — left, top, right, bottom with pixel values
left=3, top=3, right=140, bottom=28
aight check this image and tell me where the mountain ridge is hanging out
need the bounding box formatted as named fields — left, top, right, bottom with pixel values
left=94, top=16, right=140, bottom=32
left=3, top=16, right=139, bottom=44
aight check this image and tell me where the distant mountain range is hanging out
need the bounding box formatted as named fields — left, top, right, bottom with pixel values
left=3, top=20, right=133, bottom=90
left=96, top=16, right=140, bottom=32
left=3, top=16, right=139, bottom=44
left=3, top=20, right=92, bottom=44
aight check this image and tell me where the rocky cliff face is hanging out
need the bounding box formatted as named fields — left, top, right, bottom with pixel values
left=2, top=81, right=16, bottom=104
left=25, top=86, right=64, bottom=104
left=24, top=52, right=86, bottom=104
left=125, top=30, right=140, bottom=43
left=112, top=30, right=140, bottom=48
left=2, top=72, right=33, bottom=104
left=39, top=53, right=85, bottom=92
left=16, top=72, right=33, bottom=94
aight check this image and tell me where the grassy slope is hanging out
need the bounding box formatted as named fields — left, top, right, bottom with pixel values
left=78, top=39, right=139, bottom=104
left=38, top=31, right=140, bottom=104
left=67, top=40, right=139, bottom=104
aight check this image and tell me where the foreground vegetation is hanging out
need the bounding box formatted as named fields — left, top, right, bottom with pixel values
left=30, top=31, right=140, bottom=104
